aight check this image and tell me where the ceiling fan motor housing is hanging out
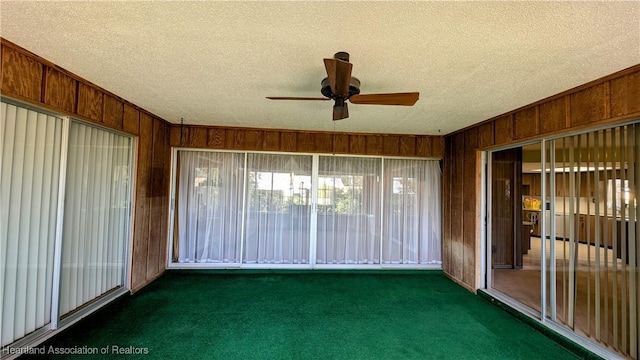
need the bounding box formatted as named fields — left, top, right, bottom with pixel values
left=321, top=77, right=361, bottom=100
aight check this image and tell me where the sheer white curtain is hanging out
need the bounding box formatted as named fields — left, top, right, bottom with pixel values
left=316, top=156, right=381, bottom=265
left=244, top=153, right=312, bottom=264
left=59, top=122, right=132, bottom=316
left=1, top=102, right=62, bottom=346
left=175, top=151, right=245, bottom=263
left=382, top=159, right=441, bottom=264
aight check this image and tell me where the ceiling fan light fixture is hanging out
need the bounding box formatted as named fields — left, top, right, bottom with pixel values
left=333, top=98, right=349, bottom=121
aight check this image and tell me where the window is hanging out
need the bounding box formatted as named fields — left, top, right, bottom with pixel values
left=174, top=151, right=244, bottom=263
left=382, top=159, right=442, bottom=264
left=607, top=178, right=631, bottom=213
left=171, top=151, right=442, bottom=268
left=316, top=156, right=380, bottom=265
left=244, top=153, right=312, bottom=264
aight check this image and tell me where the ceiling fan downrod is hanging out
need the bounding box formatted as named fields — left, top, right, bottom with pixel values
left=333, top=51, right=350, bottom=62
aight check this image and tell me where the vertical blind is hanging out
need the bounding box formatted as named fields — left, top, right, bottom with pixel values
left=548, top=125, right=639, bottom=359
left=1, top=103, right=63, bottom=346
left=59, top=121, right=132, bottom=316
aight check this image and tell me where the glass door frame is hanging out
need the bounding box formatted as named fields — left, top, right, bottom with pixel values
left=484, top=140, right=547, bottom=319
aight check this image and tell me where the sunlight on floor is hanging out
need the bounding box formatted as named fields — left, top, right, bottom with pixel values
left=493, top=237, right=631, bottom=357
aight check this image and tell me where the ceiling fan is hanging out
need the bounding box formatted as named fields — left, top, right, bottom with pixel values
left=266, top=52, right=419, bottom=121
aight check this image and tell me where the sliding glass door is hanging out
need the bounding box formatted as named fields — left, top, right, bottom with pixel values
left=59, top=121, right=133, bottom=316
left=546, top=127, right=639, bottom=358
left=1, top=102, right=63, bottom=346
left=170, top=150, right=442, bottom=269
left=1, top=100, right=134, bottom=349
left=487, top=122, right=640, bottom=359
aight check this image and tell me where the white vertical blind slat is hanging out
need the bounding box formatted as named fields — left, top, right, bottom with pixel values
left=631, top=124, right=639, bottom=359
left=15, top=107, right=37, bottom=340
left=40, top=114, right=61, bottom=328
left=24, top=112, right=46, bottom=335
left=100, top=131, right=111, bottom=294
left=1, top=103, right=21, bottom=346
left=620, top=126, right=629, bottom=354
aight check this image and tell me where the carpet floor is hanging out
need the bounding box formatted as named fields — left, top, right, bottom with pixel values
left=33, top=271, right=583, bottom=359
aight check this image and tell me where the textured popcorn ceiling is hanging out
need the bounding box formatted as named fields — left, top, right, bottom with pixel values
left=1, top=1, right=638, bottom=135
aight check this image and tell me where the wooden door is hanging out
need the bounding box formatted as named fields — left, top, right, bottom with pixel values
left=491, top=148, right=523, bottom=268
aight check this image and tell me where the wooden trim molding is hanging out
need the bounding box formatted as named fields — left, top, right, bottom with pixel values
left=169, top=124, right=444, bottom=158
left=452, top=63, right=640, bottom=148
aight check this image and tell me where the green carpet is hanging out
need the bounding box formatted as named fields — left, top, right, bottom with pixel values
left=34, top=271, right=583, bottom=359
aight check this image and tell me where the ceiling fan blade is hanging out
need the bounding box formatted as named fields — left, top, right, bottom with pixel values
left=324, top=58, right=353, bottom=97
left=333, top=102, right=349, bottom=121
left=349, top=92, right=419, bottom=106
left=266, top=96, right=330, bottom=101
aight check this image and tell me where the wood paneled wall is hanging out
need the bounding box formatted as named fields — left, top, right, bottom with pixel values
left=443, top=64, right=640, bottom=291
left=0, top=38, right=170, bottom=293
left=169, top=124, right=444, bottom=158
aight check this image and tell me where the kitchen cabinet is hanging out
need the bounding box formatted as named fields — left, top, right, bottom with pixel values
left=522, top=174, right=541, bottom=196
left=530, top=212, right=587, bottom=241
left=554, top=174, right=567, bottom=197
left=552, top=213, right=588, bottom=240
left=553, top=173, right=588, bottom=197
